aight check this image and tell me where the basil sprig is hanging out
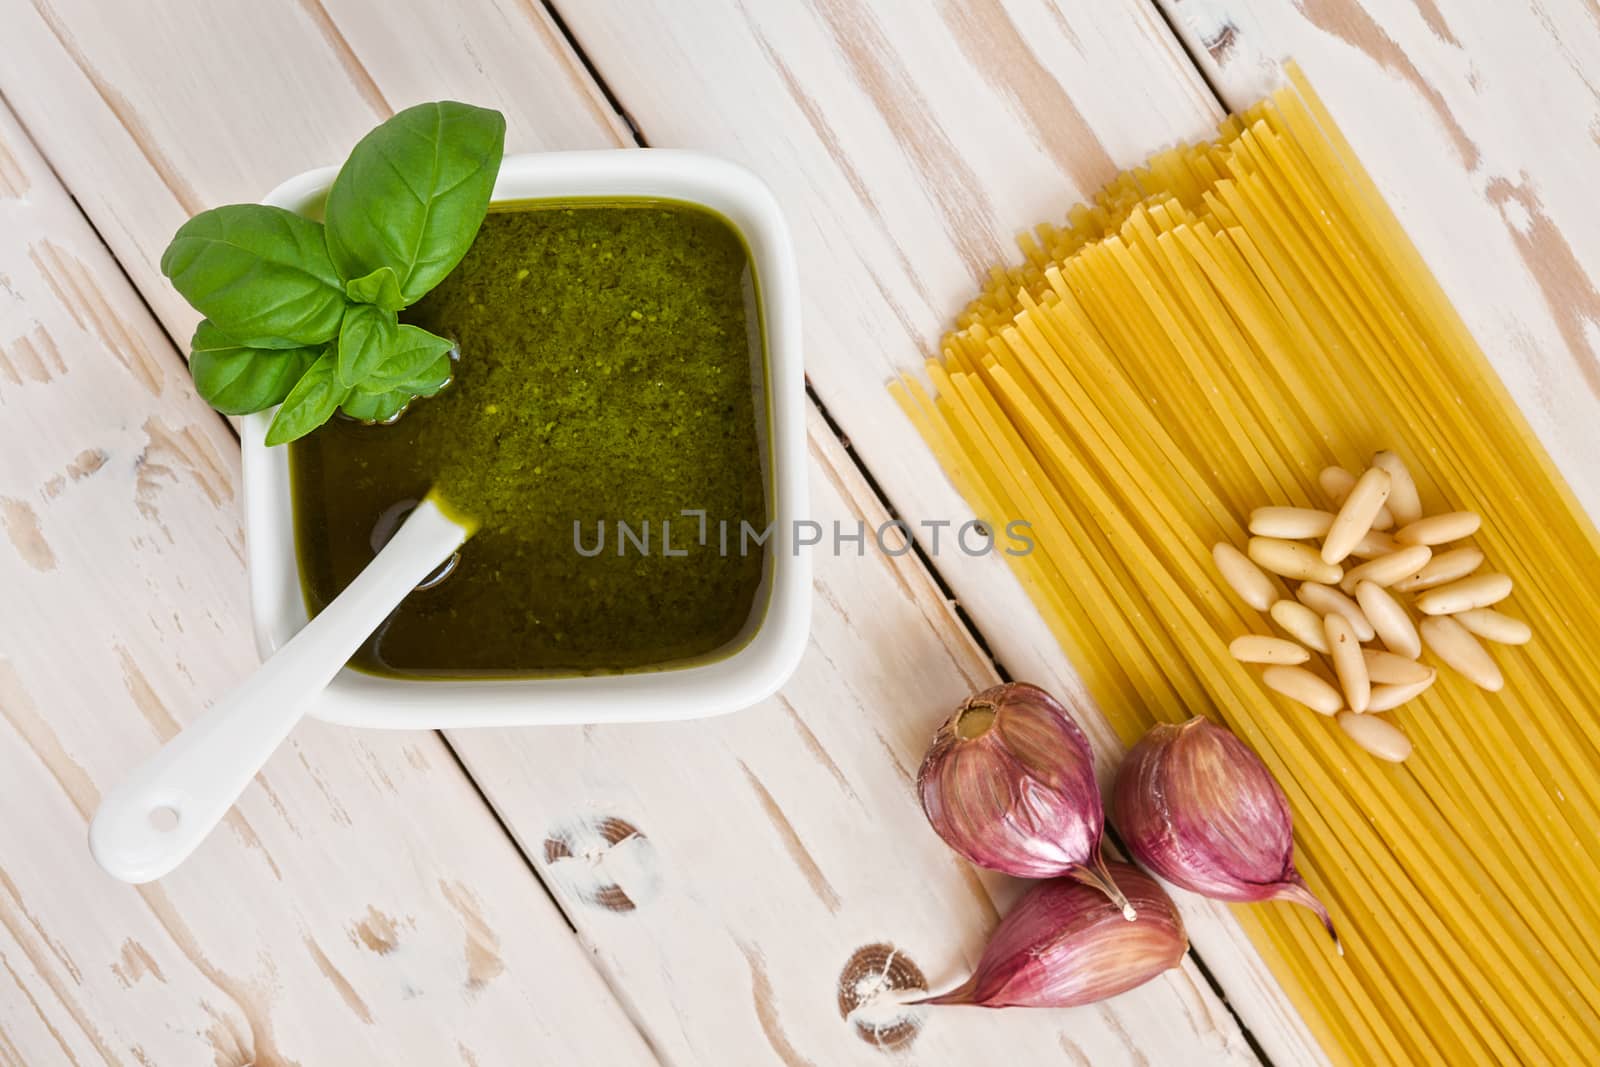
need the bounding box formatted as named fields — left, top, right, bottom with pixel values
left=161, top=101, right=506, bottom=445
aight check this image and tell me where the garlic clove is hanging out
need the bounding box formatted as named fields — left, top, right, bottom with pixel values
left=918, top=683, right=1135, bottom=918
left=916, top=861, right=1186, bottom=1009
left=1113, top=718, right=1340, bottom=951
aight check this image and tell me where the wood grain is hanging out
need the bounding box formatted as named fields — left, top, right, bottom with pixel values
left=549, top=1, right=1327, bottom=1062
left=461, top=404, right=1259, bottom=1064
left=0, top=95, right=653, bottom=1066
left=0, top=0, right=1282, bottom=1062
left=22, top=0, right=1584, bottom=1062
left=7, top=0, right=627, bottom=345
left=1159, top=0, right=1600, bottom=518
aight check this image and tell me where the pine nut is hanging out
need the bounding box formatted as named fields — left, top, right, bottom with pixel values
left=1263, top=665, right=1343, bottom=716
left=1371, top=451, right=1423, bottom=526
left=1323, top=468, right=1392, bottom=564
left=1338, top=711, right=1412, bottom=762
left=1297, top=582, right=1374, bottom=640
left=1214, top=543, right=1276, bottom=611
left=1391, top=546, right=1484, bottom=593
left=1415, top=573, right=1513, bottom=616
left=1249, top=506, right=1335, bottom=539
left=1249, top=537, right=1343, bottom=583
left=1319, top=465, right=1394, bottom=529
left=1454, top=608, right=1532, bottom=646
left=1367, top=671, right=1437, bottom=712
left=1318, top=465, right=1357, bottom=502
left=1324, top=613, right=1370, bottom=713
left=1230, top=635, right=1311, bottom=664
left=1340, top=544, right=1432, bottom=594
left=1354, top=580, right=1421, bottom=659
left=1271, top=600, right=1331, bottom=653
left=1363, top=649, right=1432, bottom=685
left=1349, top=529, right=1402, bottom=560
left=1395, top=511, right=1481, bottom=546
left=1421, top=616, right=1504, bottom=691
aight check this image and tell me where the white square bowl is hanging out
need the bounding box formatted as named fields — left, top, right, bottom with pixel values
left=242, top=150, right=810, bottom=728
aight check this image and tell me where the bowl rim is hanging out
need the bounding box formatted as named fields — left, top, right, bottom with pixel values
left=243, top=149, right=810, bottom=728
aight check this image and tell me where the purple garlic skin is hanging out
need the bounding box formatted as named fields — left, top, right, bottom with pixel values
left=919, top=682, right=1133, bottom=917
left=1114, top=717, right=1339, bottom=948
left=919, top=860, right=1187, bottom=1009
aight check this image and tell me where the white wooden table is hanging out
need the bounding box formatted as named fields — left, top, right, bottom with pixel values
left=1, top=1, right=1595, bottom=1063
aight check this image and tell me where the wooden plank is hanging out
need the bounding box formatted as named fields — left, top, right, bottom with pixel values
left=539, top=1, right=1328, bottom=1062
left=1157, top=0, right=1600, bottom=515
left=0, top=92, right=654, bottom=1067
left=470, top=404, right=1265, bottom=1064
left=0, top=0, right=1277, bottom=1061
left=3, top=0, right=628, bottom=344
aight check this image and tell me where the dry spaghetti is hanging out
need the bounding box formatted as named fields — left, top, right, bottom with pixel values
left=893, top=63, right=1600, bottom=1066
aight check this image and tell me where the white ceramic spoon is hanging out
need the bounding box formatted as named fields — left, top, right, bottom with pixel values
left=89, top=495, right=474, bottom=883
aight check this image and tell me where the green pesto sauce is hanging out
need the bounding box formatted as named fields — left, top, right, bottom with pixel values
left=288, top=202, right=769, bottom=676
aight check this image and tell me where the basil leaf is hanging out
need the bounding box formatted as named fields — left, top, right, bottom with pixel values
left=357, top=325, right=454, bottom=393
left=191, top=318, right=245, bottom=353
left=335, top=304, right=398, bottom=388
left=344, top=266, right=404, bottom=311
left=160, top=204, right=347, bottom=346
left=340, top=387, right=413, bottom=424
left=192, top=319, right=307, bottom=352
left=189, top=321, right=319, bottom=415
left=341, top=353, right=453, bottom=423
left=265, top=349, right=349, bottom=446
left=392, top=352, right=453, bottom=397
left=324, top=101, right=505, bottom=303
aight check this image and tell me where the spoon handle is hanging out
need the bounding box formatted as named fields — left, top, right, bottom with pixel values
left=89, top=497, right=470, bottom=883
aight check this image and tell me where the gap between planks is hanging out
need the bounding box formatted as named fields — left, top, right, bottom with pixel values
left=535, top=0, right=1279, bottom=1061
left=0, top=86, right=185, bottom=392
left=6, top=2, right=1274, bottom=1059
left=430, top=721, right=669, bottom=1064
left=1075, top=14, right=1280, bottom=1062
left=0, top=68, right=673, bottom=1067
